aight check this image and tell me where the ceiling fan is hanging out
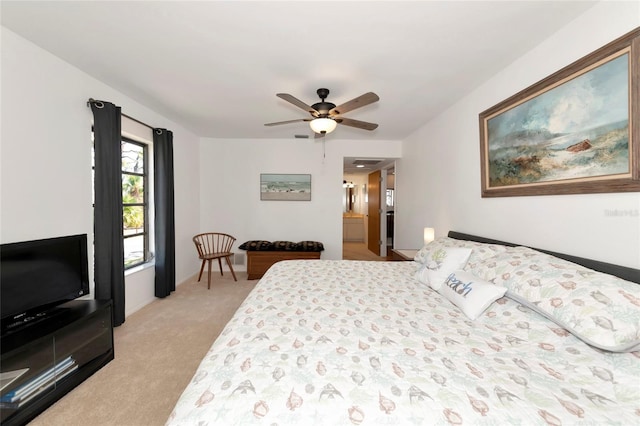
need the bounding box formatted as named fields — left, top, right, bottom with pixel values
left=265, top=88, right=379, bottom=137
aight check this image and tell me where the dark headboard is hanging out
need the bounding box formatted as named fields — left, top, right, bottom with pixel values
left=448, top=231, right=640, bottom=284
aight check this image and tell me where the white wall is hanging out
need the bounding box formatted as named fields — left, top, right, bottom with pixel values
left=199, top=138, right=401, bottom=262
left=1, top=28, right=202, bottom=317
left=396, top=2, right=640, bottom=269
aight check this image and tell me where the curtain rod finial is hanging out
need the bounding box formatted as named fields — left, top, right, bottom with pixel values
left=87, top=98, right=104, bottom=108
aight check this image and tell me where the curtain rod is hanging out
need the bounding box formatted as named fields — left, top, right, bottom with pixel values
left=122, top=112, right=155, bottom=131
left=87, top=98, right=157, bottom=131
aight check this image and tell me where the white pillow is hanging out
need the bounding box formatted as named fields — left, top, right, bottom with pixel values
left=467, top=247, right=640, bottom=352
left=438, top=270, right=507, bottom=320
left=414, top=237, right=508, bottom=265
left=414, top=247, right=472, bottom=290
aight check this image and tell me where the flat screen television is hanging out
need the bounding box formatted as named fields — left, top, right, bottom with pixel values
left=1, top=234, right=90, bottom=331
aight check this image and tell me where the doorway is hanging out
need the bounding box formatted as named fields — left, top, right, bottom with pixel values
left=342, top=158, right=396, bottom=261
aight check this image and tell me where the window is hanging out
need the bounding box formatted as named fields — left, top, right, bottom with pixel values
left=92, top=134, right=150, bottom=269
left=121, top=138, right=148, bottom=269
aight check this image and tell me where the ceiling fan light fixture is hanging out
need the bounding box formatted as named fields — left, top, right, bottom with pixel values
left=266, top=89, right=378, bottom=133
left=309, top=118, right=337, bottom=134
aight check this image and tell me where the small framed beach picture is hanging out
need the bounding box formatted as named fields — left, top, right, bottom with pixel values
left=260, top=174, right=311, bottom=201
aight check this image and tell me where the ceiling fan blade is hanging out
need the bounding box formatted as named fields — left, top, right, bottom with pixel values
left=264, top=118, right=311, bottom=127
left=329, top=92, right=379, bottom=116
left=276, top=93, right=319, bottom=117
left=335, top=117, right=378, bottom=131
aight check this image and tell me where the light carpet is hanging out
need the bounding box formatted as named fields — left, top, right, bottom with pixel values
left=28, top=272, right=256, bottom=426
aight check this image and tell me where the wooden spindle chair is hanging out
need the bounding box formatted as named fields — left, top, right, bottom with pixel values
left=193, top=232, right=238, bottom=289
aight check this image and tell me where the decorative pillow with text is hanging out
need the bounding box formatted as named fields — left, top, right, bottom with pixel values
left=414, top=247, right=472, bottom=290
left=438, top=270, right=507, bottom=320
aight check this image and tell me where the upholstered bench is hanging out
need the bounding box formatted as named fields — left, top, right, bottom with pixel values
left=239, top=240, right=324, bottom=280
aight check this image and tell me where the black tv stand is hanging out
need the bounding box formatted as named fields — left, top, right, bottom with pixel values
left=1, top=307, right=67, bottom=336
left=0, top=300, right=114, bottom=425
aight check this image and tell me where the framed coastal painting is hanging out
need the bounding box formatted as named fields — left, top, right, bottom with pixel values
left=260, top=174, right=311, bottom=201
left=479, top=28, right=639, bottom=197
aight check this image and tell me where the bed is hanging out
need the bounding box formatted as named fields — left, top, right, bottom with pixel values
left=167, top=231, right=640, bottom=425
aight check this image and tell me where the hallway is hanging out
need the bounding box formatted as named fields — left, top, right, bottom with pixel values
left=342, top=242, right=392, bottom=261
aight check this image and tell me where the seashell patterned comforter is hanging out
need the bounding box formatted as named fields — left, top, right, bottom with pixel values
left=167, top=260, right=640, bottom=425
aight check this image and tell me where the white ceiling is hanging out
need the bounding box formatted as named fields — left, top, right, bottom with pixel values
left=1, top=1, right=596, bottom=141
left=344, top=156, right=397, bottom=175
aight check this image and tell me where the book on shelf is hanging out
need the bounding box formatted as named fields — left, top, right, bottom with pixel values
left=0, top=365, right=77, bottom=409
left=0, top=369, right=29, bottom=393
left=0, top=356, right=77, bottom=407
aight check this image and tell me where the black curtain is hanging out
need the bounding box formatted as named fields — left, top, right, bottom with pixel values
left=90, top=100, right=126, bottom=326
left=153, top=129, right=176, bottom=297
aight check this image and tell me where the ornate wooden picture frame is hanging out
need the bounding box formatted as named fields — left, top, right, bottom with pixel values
left=479, top=28, right=640, bottom=197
